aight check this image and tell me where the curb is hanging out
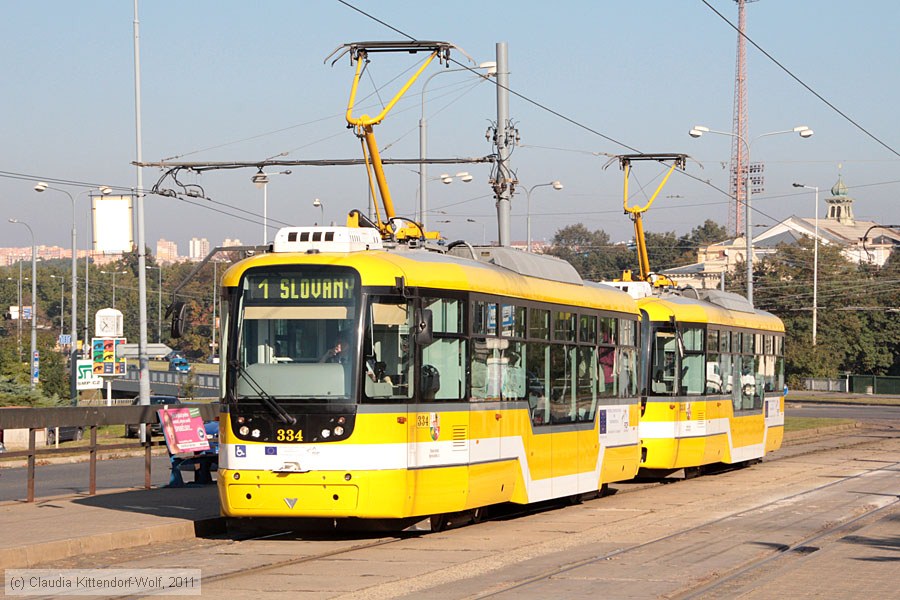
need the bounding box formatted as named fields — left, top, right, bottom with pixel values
left=783, top=422, right=862, bottom=444
left=0, top=516, right=226, bottom=570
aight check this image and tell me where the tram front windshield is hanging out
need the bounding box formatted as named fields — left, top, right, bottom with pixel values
left=235, top=267, right=360, bottom=402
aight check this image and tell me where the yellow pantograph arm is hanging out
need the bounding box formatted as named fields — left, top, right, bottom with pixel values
left=346, top=50, right=440, bottom=128
left=623, top=160, right=679, bottom=216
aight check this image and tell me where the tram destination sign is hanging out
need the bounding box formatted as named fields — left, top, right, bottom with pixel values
left=248, top=273, right=356, bottom=301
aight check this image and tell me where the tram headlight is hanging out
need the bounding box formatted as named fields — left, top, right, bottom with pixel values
left=251, top=429, right=261, bottom=438
left=334, top=426, right=344, bottom=436
left=337, top=416, right=346, bottom=425
left=321, top=429, right=331, bottom=439
left=239, top=426, right=250, bottom=436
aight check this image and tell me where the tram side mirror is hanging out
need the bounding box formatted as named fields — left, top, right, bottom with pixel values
left=414, top=308, right=433, bottom=347
left=166, top=301, right=188, bottom=339
left=421, top=364, right=441, bottom=400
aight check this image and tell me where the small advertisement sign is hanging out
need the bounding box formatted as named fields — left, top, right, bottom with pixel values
left=92, top=337, right=127, bottom=376
left=76, top=359, right=103, bottom=390
left=158, top=407, right=211, bottom=454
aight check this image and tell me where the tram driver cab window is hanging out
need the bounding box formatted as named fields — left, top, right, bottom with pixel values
left=363, top=298, right=414, bottom=400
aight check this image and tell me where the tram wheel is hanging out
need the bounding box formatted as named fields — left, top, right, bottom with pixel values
left=683, top=466, right=702, bottom=480
left=430, top=515, right=448, bottom=532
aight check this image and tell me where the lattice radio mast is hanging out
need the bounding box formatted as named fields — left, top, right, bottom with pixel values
left=728, top=0, right=760, bottom=237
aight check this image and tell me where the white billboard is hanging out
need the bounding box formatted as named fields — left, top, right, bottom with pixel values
left=92, top=195, right=134, bottom=254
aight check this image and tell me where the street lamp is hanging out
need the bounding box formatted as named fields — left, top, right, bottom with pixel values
left=145, top=265, right=163, bottom=343
left=689, top=125, right=813, bottom=306
left=50, top=274, right=66, bottom=337
left=34, top=183, right=111, bottom=401
left=792, top=183, right=819, bottom=346
left=313, top=198, right=324, bottom=225
left=252, top=169, right=292, bottom=244
left=101, top=270, right=126, bottom=309
left=419, top=61, right=496, bottom=229
left=467, top=218, right=487, bottom=245
left=525, top=181, right=563, bottom=253
left=9, top=218, right=38, bottom=389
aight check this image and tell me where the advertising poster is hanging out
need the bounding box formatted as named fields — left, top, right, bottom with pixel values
left=158, top=407, right=210, bottom=454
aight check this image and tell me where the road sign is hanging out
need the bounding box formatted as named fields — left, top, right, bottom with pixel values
left=59, top=334, right=72, bottom=346
left=32, top=350, right=39, bottom=384
left=116, top=343, right=172, bottom=359
left=76, top=359, right=103, bottom=390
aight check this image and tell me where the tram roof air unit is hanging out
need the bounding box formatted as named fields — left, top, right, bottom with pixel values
left=272, top=227, right=384, bottom=254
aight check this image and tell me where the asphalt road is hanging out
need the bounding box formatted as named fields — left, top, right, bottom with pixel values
left=0, top=455, right=177, bottom=503
left=786, top=401, right=900, bottom=422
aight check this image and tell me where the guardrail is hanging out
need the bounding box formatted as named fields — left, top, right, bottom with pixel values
left=0, top=404, right=220, bottom=502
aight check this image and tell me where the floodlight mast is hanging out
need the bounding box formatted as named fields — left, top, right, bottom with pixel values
left=340, top=41, right=458, bottom=242
left=612, top=153, right=688, bottom=287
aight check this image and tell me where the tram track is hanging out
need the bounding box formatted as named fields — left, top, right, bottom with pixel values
left=469, top=457, right=900, bottom=599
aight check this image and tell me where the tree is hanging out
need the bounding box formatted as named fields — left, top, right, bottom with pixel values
left=544, top=224, right=632, bottom=281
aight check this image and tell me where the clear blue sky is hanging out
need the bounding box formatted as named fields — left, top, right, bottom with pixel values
left=2, top=1, right=898, bottom=252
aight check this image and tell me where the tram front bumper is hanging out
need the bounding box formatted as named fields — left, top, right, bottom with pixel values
left=218, top=468, right=411, bottom=519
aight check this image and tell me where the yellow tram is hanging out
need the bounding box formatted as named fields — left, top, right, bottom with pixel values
left=209, top=42, right=643, bottom=525
left=636, top=290, right=785, bottom=475
left=216, top=232, right=643, bottom=522
left=607, top=153, right=785, bottom=476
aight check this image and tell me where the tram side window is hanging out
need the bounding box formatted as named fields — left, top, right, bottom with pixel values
left=526, top=343, right=550, bottom=426
left=427, top=297, right=463, bottom=334
left=553, top=311, right=576, bottom=342
left=549, top=344, right=574, bottom=424
left=680, top=326, right=705, bottom=396
left=421, top=338, right=467, bottom=402
left=775, top=335, right=785, bottom=392
left=706, top=329, right=722, bottom=394
left=501, top=340, right=527, bottom=401
left=598, top=345, right=617, bottom=398
left=576, top=345, right=597, bottom=421
left=618, top=346, right=638, bottom=399
left=650, top=330, right=678, bottom=396
left=473, top=301, right=496, bottom=336
left=471, top=337, right=504, bottom=401
left=363, top=299, right=414, bottom=401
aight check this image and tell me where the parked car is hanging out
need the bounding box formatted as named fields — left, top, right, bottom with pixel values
left=163, top=350, right=184, bottom=362
left=125, top=395, right=180, bottom=438
left=46, top=425, right=84, bottom=445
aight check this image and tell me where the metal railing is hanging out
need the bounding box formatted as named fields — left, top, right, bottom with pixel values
left=0, top=404, right=220, bottom=502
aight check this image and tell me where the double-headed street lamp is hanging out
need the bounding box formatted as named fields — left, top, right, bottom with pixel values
left=419, top=61, right=496, bottom=229
left=9, top=218, right=37, bottom=389
left=689, top=125, right=813, bottom=306
left=524, top=181, right=563, bottom=253
left=252, top=169, right=292, bottom=244
left=792, top=183, right=819, bottom=346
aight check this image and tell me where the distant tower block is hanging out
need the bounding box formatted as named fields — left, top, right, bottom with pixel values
left=728, top=0, right=759, bottom=237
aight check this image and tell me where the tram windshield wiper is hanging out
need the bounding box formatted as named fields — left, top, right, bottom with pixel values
left=230, top=360, right=297, bottom=425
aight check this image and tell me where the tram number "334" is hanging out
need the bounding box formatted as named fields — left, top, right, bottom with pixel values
left=275, top=428, right=304, bottom=442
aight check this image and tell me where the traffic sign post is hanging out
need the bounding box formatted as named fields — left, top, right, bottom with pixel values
left=31, top=350, right=39, bottom=385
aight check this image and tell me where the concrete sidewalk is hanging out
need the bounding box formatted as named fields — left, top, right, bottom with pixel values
left=0, top=483, right=223, bottom=569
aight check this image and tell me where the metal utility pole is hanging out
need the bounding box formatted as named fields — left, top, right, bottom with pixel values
left=492, top=42, right=514, bottom=247
left=134, top=0, right=151, bottom=410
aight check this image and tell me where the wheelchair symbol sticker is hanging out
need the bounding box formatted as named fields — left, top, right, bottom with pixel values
left=234, top=445, right=246, bottom=458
